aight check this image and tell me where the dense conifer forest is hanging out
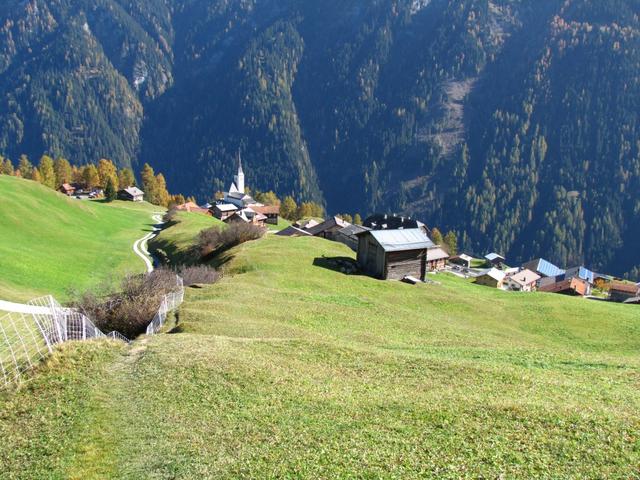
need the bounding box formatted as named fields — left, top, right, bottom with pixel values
left=1, top=0, right=639, bottom=277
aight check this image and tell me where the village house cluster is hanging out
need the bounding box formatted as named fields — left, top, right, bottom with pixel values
left=467, top=254, right=639, bottom=304
left=131, top=154, right=639, bottom=306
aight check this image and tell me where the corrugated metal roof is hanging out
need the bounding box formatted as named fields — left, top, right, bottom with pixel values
left=367, top=229, right=435, bottom=252
left=524, top=258, right=565, bottom=278
left=485, top=252, right=505, bottom=261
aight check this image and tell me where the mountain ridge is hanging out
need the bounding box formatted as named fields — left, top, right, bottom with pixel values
left=1, top=0, right=639, bottom=277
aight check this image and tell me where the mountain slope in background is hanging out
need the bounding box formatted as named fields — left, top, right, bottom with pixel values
left=1, top=0, right=639, bottom=277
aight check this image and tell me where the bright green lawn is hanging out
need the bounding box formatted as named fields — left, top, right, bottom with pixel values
left=0, top=176, right=159, bottom=302
left=1, top=225, right=638, bottom=478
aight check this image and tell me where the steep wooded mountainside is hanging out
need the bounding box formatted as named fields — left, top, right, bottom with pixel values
left=1, top=0, right=639, bottom=277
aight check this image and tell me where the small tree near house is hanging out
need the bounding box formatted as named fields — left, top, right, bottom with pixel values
left=104, top=177, right=117, bottom=202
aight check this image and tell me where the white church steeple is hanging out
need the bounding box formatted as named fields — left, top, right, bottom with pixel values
left=234, top=151, right=245, bottom=194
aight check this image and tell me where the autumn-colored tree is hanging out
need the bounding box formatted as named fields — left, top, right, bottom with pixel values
left=1, top=157, right=14, bottom=176
left=83, top=164, right=100, bottom=189
left=104, top=177, right=117, bottom=202
left=297, top=202, right=323, bottom=220
left=256, top=190, right=281, bottom=206
left=18, top=155, right=32, bottom=179
left=97, top=159, right=119, bottom=190
left=339, top=213, right=353, bottom=223
left=214, top=191, right=225, bottom=201
left=38, top=155, right=57, bottom=189
left=30, top=166, right=41, bottom=183
left=168, top=194, right=186, bottom=208
left=141, top=163, right=158, bottom=203
left=280, top=196, right=298, bottom=220
left=54, top=158, right=73, bottom=186
left=118, top=168, right=136, bottom=188
left=353, top=213, right=363, bottom=225
left=72, top=165, right=84, bottom=184
left=154, top=173, right=171, bottom=207
left=443, top=231, right=458, bottom=256
left=430, top=227, right=444, bottom=246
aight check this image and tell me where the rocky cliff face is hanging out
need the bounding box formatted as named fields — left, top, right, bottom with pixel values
left=1, top=0, right=639, bottom=276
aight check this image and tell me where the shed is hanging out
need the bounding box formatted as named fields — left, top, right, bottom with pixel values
left=426, top=247, right=449, bottom=272
left=276, top=226, right=312, bottom=237
left=485, top=252, right=506, bottom=267
left=249, top=205, right=280, bottom=225
left=211, top=203, right=238, bottom=221
left=334, top=224, right=370, bottom=251
left=475, top=268, right=506, bottom=289
left=117, top=187, right=144, bottom=202
left=609, top=282, right=639, bottom=303
left=58, top=183, right=76, bottom=196
left=307, top=216, right=351, bottom=240
left=450, top=254, right=473, bottom=269
left=356, top=229, right=435, bottom=281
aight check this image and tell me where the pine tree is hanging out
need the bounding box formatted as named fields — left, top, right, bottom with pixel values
left=280, top=196, right=298, bottom=220
left=340, top=213, right=353, bottom=223
left=104, top=177, right=117, bottom=202
left=443, top=231, right=458, bottom=256
left=54, top=158, right=73, bottom=186
left=431, top=227, right=444, bottom=246
left=353, top=213, right=363, bottom=225
left=38, top=155, right=56, bottom=189
left=18, top=155, right=32, bottom=179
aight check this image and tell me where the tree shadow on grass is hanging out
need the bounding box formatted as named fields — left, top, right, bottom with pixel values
left=313, top=256, right=362, bottom=276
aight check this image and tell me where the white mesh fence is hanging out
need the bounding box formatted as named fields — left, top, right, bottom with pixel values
left=0, top=276, right=184, bottom=389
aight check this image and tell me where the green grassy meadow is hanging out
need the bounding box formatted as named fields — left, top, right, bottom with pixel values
left=1, top=215, right=638, bottom=478
left=0, top=176, right=159, bottom=302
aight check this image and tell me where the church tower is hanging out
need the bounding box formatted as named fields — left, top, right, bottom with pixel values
left=233, top=151, right=245, bottom=194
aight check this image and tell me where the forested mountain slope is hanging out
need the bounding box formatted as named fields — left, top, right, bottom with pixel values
left=1, top=0, right=639, bottom=277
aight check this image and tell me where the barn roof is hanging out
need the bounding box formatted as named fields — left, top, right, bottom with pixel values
left=522, top=258, right=565, bottom=278
left=214, top=203, right=239, bottom=212
left=508, top=269, right=541, bottom=286
left=337, top=224, right=370, bottom=237
left=426, top=247, right=450, bottom=261
left=121, top=187, right=144, bottom=196
left=360, top=228, right=435, bottom=252
left=485, top=252, right=505, bottom=262
left=480, top=268, right=506, bottom=282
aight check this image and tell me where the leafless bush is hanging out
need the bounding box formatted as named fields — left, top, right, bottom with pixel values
left=163, top=207, right=179, bottom=225
left=178, top=265, right=221, bottom=286
left=198, top=222, right=265, bottom=259
left=70, top=269, right=181, bottom=338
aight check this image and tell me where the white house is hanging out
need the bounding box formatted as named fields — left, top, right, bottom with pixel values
left=505, top=269, right=541, bottom=292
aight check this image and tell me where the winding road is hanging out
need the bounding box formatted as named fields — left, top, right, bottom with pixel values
left=0, top=213, right=165, bottom=313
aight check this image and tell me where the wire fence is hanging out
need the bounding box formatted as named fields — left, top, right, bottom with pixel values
left=0, top=276, right=184, bottom=389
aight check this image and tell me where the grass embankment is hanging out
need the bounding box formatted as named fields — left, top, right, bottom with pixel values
left=149, top=211, right=224, bottom=265
left=1, top=220, right=639, bottom=478
left=0, top=176, right=158, bottom=302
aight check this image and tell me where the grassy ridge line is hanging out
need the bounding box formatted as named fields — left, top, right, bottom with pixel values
left=0, top=208, right=638, bottom=478
left=0, top=176, right=159, bottom=302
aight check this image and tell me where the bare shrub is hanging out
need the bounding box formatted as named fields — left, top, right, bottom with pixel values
left=198, top=222, right=265, bottom=260
left=71, top=268, right=181, bottom=338
left=163, top=207, right=179, bottom=225
left=178, top=265, right=221, bottom=286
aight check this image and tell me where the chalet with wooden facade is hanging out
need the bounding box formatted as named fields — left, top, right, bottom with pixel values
left=426, top=247, right=449, bottom=272
left=117, top=187, right=144, bottom=202
left=539, top=277, right=589, bottom=296
left=485, top=253, right=506, bottom=268
left=505, top=269, right=541, bottom=292
left=608, top=282, right=640, bottom=303
left=334, top=224, right=370, bottom=251
left=307, top=216, right=351, bottom=241
left=356, top=229, right=435, bottom=281
left=475, top=268, right=506, bottom=289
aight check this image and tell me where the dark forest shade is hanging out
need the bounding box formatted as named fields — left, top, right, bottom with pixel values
left=1, top=0, right=639, bottom=277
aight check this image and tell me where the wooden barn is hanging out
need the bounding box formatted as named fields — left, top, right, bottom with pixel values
left=356, top=229, right=435, bottom=281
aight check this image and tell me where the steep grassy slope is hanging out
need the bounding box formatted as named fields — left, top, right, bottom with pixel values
left=0, top=176, right=158, bottom=302
left=1, top=224, right=638, bottom=478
